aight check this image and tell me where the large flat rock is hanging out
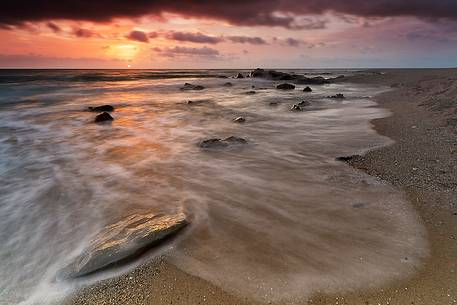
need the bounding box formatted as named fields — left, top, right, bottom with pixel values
left=59, top=212, right=188, bottom=279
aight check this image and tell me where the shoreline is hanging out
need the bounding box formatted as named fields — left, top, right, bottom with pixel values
left=65, top=69, right=457, bottom=305
left=312, top=69, right=457, bottom=304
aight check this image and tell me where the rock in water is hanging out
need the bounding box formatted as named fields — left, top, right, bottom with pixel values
left=59, top=212, right=188, bottom=279
left=88, top=105, right=114, bottom=112
left=224, top=136, right=247, bottom=144
left=94, top=112, right=113, bottom=123
left=328, top=93, right=345, bottom=99
left=180, top=83, right=205, bottom=90
left=276, top=83, right=295, bottom=90
left=290, top=104, right=302, bottom=111
left=235, top=73, right=244, bottom=79
left=223, top=82, right=233, bottom=87
left=199, top=136, right=247, bottom=148
left=295, top=76, right=330, bottom=85
left=303, top=86, right=312, bottom=92
left=199, top=138, right=228, bottom=148
left=233, top=116, right=246, bottom=123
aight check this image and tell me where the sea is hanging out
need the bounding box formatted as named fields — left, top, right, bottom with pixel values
left=0, top=69, right=428, bottom=304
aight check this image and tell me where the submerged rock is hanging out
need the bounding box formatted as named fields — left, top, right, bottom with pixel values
left=276, top=83, right=295, bottom=90
left=303, top=86, right=312, bottom=92
left=181, top=83, right=205, bottom=90
left=233, top=116, right=246, bottom=123
left=244, top=90, right=256, bottom=95
left=199, top=136, right=247, bottom=148
left=88, top=105, right=114, bottom=112
left=59, top=212, right=188, bottom=279
left=94, top=112, right=113, bottom=123
left=328, top=93, right=345, bottom=99
left=223, top=82, right=233, bottom=87
left=269, top=101, right=279, bottom=106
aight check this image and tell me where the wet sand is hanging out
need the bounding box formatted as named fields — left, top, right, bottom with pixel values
left=65, top=69, right=457, bottom=305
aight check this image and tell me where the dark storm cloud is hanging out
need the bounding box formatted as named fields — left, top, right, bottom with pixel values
left=1, top=1, right=457, bottom=28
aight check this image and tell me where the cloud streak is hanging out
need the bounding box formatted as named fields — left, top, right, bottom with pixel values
left=166, top=31, right=223, bottom=44
left=153, top=46, right=222, bottom=59
left=226, top=36, right=267, bottom=45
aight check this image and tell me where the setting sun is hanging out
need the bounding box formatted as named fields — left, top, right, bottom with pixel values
left=105, top=44, right=139, bottom=61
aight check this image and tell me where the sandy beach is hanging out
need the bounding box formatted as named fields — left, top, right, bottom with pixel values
left=60, top=69, right=457, bottom=305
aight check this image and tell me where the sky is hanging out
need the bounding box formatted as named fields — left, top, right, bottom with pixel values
left=1, top=0, right=457, bottom=69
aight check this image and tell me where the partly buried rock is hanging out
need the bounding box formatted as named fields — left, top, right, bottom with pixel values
left=180, top=83, right=205, bottom=90
left=303, top=86, right=312, bottom=92
left=276, top=83, right=295, bottom=90
left=88, top=105, right=114, bottom=112
left=328, top=93, right=345, bottom=99
left=59, top=212, right=188, bottom=279
left=199, top=136, right=247, bottom=148
left=233, top=116, right=246, bottom=123
left=290, top=104, right=303, bottom=111
left=94, top=112, right=113, bottom=123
